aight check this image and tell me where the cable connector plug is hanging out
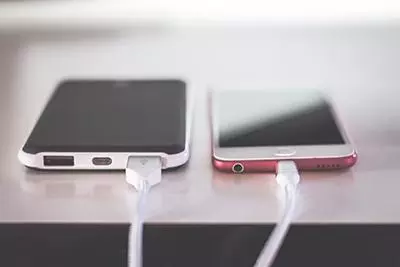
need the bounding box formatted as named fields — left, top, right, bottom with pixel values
left=126, top=156, right=162, bottom=190
left=275, top=160, right=300, bottom=188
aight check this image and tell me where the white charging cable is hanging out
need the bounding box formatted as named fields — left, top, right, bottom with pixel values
left=126, top=156, right=162, bottom=267
left=254, top=160, right=300, bottom=267
left=126, top=158, right=299, bottom=267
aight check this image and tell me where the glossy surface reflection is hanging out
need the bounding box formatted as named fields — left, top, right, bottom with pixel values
left=216, top=91, right=345, bottom=147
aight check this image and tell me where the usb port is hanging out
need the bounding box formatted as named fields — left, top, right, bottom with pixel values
left=43, top=156, right=74, bottom=166
left=92, top=157, right=112, bottom=166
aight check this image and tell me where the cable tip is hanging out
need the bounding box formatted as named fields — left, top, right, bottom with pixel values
left=276, top=161, right=300, bottom=187
left=125, top=156, right=162, bottom=190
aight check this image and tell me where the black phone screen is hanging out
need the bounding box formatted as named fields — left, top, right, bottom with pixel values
left=23, top=80, right=186, bottom=154
left=215, top=90, right=345, bottom=148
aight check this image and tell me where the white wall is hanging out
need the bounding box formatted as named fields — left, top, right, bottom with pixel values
left=0, top=0, right=399, bottom=31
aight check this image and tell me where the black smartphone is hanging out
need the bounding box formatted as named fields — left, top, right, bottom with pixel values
left=19, top=79, right=191, bottom=170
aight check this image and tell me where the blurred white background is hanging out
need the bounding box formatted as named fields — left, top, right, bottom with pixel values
left=0, top=0, right=400, bottom=30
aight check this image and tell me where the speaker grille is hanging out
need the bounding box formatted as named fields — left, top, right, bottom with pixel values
left=316, top=164, right=340, bottom=169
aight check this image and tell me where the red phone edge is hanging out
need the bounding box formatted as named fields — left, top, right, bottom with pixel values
left=213, top=152, right=358, bottom=173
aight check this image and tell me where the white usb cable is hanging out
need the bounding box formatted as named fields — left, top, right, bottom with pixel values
left=254, top=160, right=300, bottom=267
left=126, top=158, right=299, bottom=267
left=126, top=156, right=162, bottom=267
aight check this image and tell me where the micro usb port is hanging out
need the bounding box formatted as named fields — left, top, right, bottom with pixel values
left=43, top=156, right=74, bottom=166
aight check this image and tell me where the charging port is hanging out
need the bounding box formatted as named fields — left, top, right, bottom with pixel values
left=92, top=157, right=112, bottom=166
left=43, top=156, right=74, bottom=166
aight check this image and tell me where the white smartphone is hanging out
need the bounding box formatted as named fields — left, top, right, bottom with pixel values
left=211, top=89, right=357, bottom=173
left=19, top=79, right=191, bottom=170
